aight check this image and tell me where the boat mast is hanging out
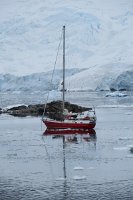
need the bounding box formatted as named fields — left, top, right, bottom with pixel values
left=62, top=25, right=65, bottom=114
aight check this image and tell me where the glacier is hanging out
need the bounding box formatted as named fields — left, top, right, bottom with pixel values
left=0, top=68, right=133, bottom=92
left=0, top=0, right=133, bottom=91
left=0, top=68, right=86, bottom=92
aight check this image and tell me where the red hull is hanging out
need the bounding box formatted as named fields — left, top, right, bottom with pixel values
left=43, top=119, right=96, bottom=129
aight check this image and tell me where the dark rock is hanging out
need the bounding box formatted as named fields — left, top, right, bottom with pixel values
left=8, top=105, right=27, bottom=111
left=110, top=88, right=116, bottom=92
left=130, top=147, right=133, bottom=154
left=4, top=100, right=90, bottom=119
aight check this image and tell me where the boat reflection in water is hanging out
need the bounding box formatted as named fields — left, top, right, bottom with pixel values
left=43, top=128, right=96, bottom=144
left=42, top=128, right=96, bottom=199
left=43, top=128, right=96, bottom=177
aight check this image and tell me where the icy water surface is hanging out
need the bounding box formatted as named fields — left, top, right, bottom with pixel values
left=0, top=92, right=133, bottom=199
left=0, top=91, right=133, bottom=108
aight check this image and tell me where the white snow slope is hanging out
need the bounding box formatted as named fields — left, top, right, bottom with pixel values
left=0, top=0, right=133, bottom=91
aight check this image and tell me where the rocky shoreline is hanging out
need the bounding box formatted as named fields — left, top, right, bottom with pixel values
left=0, top=101, right=91, bottom=119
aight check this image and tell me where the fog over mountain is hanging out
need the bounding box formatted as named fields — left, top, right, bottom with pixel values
left=0, top=0, right=133, bottom=91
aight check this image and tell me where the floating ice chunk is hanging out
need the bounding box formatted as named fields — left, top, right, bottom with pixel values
left=113, top=147, right=129, bottom=151
left=56, top=177, right=66, bottom=181
left=119, top=137, right=133, bottom=140
left=125, top=113, right=133, bottom=115
left=127, top=145, right=133, bottom=148
left=12, top=91, right=21, bottom=94
left=73, top=176, right=86, bottom=180
left=106, top=92, right=127, bottom=97
left=126, top=155, right=133, bottom=158
left=73, top=166, right=84, bottom=170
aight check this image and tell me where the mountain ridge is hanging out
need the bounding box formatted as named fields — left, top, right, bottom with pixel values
left=0, top=0, right=133, bottom=91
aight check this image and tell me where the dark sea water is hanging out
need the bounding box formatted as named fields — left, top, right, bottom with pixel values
left=0, top=91, right=133, bottom=200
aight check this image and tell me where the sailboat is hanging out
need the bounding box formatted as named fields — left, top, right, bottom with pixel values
left=42, top=26, right=96, bottom=130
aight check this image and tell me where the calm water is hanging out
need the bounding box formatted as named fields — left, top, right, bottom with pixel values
left=0, top=92, right=133, bottom=199
left=0, top=91, right=133, bottom=108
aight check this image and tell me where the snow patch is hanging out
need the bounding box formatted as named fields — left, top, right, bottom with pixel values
left=3, top=104, right=28, bottom=111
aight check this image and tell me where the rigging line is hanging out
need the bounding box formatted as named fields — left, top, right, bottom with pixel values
left=42, top=30, right=63, bottom=119
left=41, top=135, right=55, bottom=180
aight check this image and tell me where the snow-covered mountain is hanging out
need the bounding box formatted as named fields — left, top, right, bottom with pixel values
left=0, top=68, right=86, bottom=92
left=0, top=0, right=133, bottom=91
left=65, top=63, right=133, bottom=91
left=1, top=67, right=133, bottom=92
